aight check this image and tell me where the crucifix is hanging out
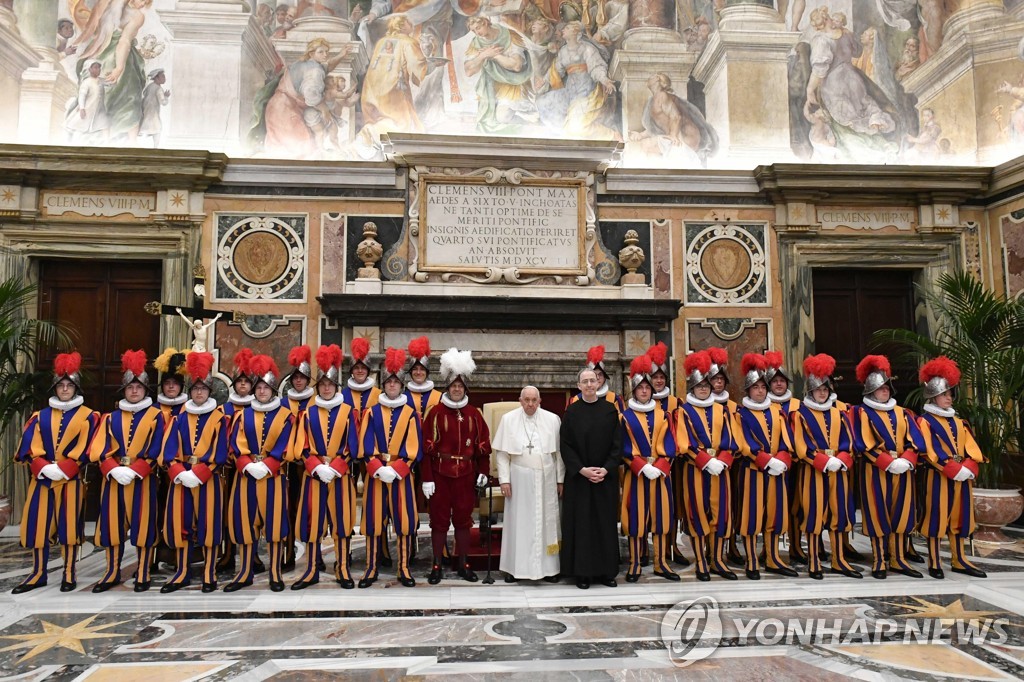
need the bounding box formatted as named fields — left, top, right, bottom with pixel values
left=144, top=264, right=246, bottom=351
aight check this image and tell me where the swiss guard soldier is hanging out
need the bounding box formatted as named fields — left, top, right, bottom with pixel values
left=159, top=351, right=228, bottom=593
left=621, top=353, right=679, bottom=582
left=154, top=347, right=189, bottom=425
left=569, top=345, right=623, bottom=411
left=292, top=345, right=360, bottom=589
left=647, top=341, right=689, bottom=567
left=765, top=350, right=807, bottom=565
left=734, top=353, right=798, bottom=580
left=12, top=352, right=100, bottom=594
left=282, top=345, right=315, bottom=571
left=358, top=347, right=422, bottom=587
left=421, top=348, right=492, bottom=584
left=917, top=357, right=987, bottom=579
left=404, top=336, right=442, bottom=419
left=854, top=354, right=926, bottom=580
left=91, top=350, right=165, bottom=593
left=218, top=348, right=257, bottom=575
left=791, top=354, right=861, bottom=580
left=342, top=337, right=381, bottom=423
left=678, top=350, right=737, bottom=582
left=225, top=355, right=294, bottom=592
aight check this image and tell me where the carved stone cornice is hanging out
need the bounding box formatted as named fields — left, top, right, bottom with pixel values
left=382, top=133, right=622, bottom=172
left=0, top=144, right=228, bottom=190
left=754, top=163, right=991, bottom=205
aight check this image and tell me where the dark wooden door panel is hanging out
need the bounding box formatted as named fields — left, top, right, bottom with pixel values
left=813, top=269, right=916, bottom=404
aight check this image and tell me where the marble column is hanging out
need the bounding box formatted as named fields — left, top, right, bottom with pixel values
left=13, top=0, right=75, bottom=144
left=159, top=0, right=269, bottom=153
left=270, top=14, right=365, bottom=142
left=609, top=0, right=692, bottom=139
left=691, top=0, right=798, bottom=166
left=899, top=0, right=1022, bottom=164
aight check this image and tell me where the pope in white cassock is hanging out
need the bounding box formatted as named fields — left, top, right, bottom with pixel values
left=492, top=386, right=565, bottom=581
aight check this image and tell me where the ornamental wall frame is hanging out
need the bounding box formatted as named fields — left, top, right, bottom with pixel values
left=211, top=211, right=309, bottom=303
left=682, top=220, right=771, bottom=308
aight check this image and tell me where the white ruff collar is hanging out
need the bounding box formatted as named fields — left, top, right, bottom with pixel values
left=803, top=395, right=835, bottom=411
left=119, top=397, right=153, bottom=413
left=158, top=393, right=187, bottom=406
left=252, top=397, right=281, bottom=412
left=652, top=387, right=671, bottom=400
left=596, top=383, right=609, bottom=398
left=742, top=396, right=772, bottom=411
left=712, top=391, right=730, bottom=404
left=315, top=394, right=344, bottom=409
left=49, top=395, right=84, bottom=412
left=229, top=392, right=253, bottom=407
left=288, top=387, right=314, bottom=401
left=379, top=393, right=408, bottom=409
left=442, top=394, right=469, bottom=409
left=863, top=396, right=896, bottom=411
left=924, top=403, right=956, bottom=418
left=185, top=399, right=217, bottom=415
left=347, top=377, right=375, bottom=391
left=628, top=398, right=655, bottom=413
left=769, top=390, right=793, bottom=404
left=406, top=379, right=435, bottom=393
left=686, top=394, right=715, bottom=408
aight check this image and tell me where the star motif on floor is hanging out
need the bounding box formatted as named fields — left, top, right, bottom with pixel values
left=881, top=596, right=1006, bottom=624
left=0, top=615, right=131, bottom=663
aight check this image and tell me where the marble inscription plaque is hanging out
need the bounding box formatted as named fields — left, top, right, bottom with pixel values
left=420, top=178, right=585, bottom=275
left=41, top=191, right=155, bottom=218
left=818, top=207, right=915, bottom=231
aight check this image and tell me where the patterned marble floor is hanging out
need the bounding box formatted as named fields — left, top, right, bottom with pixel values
left=1, top=523, right=1023, bottom=681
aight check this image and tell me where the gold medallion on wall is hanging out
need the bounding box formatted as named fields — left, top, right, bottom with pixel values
left=685, top=223, right=768, bottom=306
left=213, top=214, right=307, bottom=301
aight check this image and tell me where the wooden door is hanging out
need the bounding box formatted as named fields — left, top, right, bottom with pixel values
left=38, top=259, right=162, bottom=518
left=812, top=269, right=917, bottom=405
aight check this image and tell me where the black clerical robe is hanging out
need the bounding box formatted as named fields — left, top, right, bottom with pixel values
left=559, top=398, right=622, bottom=578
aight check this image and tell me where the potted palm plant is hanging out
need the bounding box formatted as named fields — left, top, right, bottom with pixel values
left=0, top=277, right=73, bottom=533
left=874, top=271, right=1024, bottom=545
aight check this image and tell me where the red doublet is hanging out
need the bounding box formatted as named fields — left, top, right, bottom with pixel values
left=420, top=402, right=492, bottom=559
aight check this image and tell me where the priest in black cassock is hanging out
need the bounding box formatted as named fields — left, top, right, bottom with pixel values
left=560, top=367, right=623, bottom=589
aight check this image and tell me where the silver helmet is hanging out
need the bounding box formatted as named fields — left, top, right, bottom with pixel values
left=684, top=351, right=713, bottom=392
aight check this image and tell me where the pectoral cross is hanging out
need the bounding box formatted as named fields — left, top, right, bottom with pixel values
left=526, top=442, right=534, bottom=454
left=144, top=264, right=246, bottom=347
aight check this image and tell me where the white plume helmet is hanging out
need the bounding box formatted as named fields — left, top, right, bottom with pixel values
left=439, top=347, right=476, bottom=387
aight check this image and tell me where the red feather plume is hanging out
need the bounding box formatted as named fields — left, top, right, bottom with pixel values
left=288, top=345, right=311, bottom=369
left=765, top=350, right=784, bottom=370
left=316, top=344, right=343, bottom=372
left=408, top=336, right=431, bottom=359
left=647, top=342, right=668, bottom=367
left=587, top=345, right=605, bottom=365
left=233, top=348, right=253, bottom=375
left=741, top=353, right=767, bottom=375
left=919, top=356, right=960, bottom=386
left=121, top=349, right=147, bottom=376
left=186, top=351, right=214, bottom=382
left=684, top=351, right=712, bottom=376
left=249, top=354, right=279, bottom=380
left=351, top=337, right=370, bottom=362
left=856, top=354, right=891, bottom=384
left=384, top=347, right=406, bottom=375
left=630, top=354, right=652, bottom=377
left=54, top=352, right=82, bottom=377
left=803, top=353, right=836, bottom=379
left=708, top=347, right=728, bottom=367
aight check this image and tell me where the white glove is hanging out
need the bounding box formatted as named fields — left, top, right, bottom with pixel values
left=174, top=470, right=202, bottom=488
left=109, top=466, right=137, bottom=486
left=422, top=481, right=436, bottom=498
left=476, top=473, right=489, bottom=487
left=313, top=464, right=337, bottom=483
left=953, top=465, right=974, bottom=482
left=640, top=463, right=662, bottom=479
left=702, top=458, right=726, bottom=476
left=244, top=462, right=269, bottom=480
left=886, top=458, right=912, bottom=475
left=824, top=457, right=843, bottom=473
left=39, top=463, right=68, bottom=481
left=374, top=466, right=398, bottom=484
left=766, top=458, right=788, bottom=476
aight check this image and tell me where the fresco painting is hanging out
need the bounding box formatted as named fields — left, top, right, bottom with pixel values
left=0, top=0, right=1021, bottom=167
